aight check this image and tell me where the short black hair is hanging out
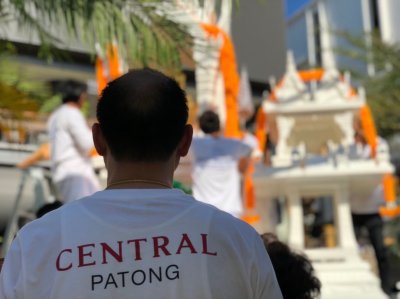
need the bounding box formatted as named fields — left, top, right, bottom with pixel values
left=261, top=233, right=321, bottom=299
left=97, top=68, right=188, bottom=162
left=199, top=110, right=220, bottom=134
left=58, top=80, right=87, bottom=103
left=36, top=201, right=63, bottom=218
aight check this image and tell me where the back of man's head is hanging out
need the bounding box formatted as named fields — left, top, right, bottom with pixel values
left=60, top=80, right=87, bottom=103
left=199, top=110, right=220, bottom=134
left=97, top=68, right=188, bottom=162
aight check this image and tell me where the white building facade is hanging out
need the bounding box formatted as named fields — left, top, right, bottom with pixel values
left=287, top=0, right=400, bottom=75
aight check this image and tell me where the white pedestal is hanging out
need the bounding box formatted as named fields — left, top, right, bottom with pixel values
left=253, top=161, right=393, bottom=299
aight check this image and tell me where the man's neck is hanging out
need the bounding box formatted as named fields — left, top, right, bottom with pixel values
left=210, top=131, right=221, bottom=138
left=65, top=102, right=81, bottom=109
left=105, top=160, right=175, bottom=190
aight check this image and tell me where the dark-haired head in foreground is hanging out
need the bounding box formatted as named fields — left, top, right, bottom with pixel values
left=261, top=233, right=321, bottom=299
left=0, top=68, right=284, bottom=299
left=96, top=68, right=190, bottom=162
left=93, top=68, right=193, bottom=186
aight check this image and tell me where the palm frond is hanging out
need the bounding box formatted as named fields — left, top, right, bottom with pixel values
left=2, top=0, right=195, bottom=68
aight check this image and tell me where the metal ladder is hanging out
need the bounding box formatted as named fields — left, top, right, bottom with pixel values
left=1, top=167, right=54, bottom=257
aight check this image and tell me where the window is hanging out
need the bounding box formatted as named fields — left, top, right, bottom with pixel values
left=369, top=0, right=380, bottom=35
left=312, top=9, right=322, bottom=67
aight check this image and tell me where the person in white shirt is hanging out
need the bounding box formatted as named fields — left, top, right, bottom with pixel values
left=191, top=110, right=252, bottom=217
left=0, top=69, right=282, bottom=299
left=350, top=131, right=391, bottom=294
left=47, top=80, right=100, bottom=203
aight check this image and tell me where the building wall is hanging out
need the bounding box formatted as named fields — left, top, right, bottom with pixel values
left=378, top=0, right=400, bottom=44
left=231, top=0, right=286, bottom=83
left=286, top=0, right=400, bottom=75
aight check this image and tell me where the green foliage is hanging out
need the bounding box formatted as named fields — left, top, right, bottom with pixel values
left=0, top=55, right=51, bottom=118
left=0, top=0, right=207, bottom=117
left=335, top=31, right=400, bottom=137
left=39, top=94, right=61, bottom=114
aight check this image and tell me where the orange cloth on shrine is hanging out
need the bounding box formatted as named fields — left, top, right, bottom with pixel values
left=359, top=105, right=377, bottom=158
left=107, top=44, right=123, bottom=81
left=95, top=44, right=124, bottom=96
left=201, top=23, right=241, bottom=138
left=383, top=174, right=396, bottom=203
left=243, top=160, right=256, bottom=210
left=298, top=69, right=324, bottom=81
left=380, top=174, right=399, bottom=217
left=95, top=57, right=108, bottom=96
left=255, top=107, right=267, bottom=153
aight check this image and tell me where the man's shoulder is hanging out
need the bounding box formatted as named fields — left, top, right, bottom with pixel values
left=18, top=200, right=81, bottom=237
left=220, top=137, right=251, bottom=149
left=48, top=105, right=80, bottom=125
left=192, top=136, right=250, bottom=151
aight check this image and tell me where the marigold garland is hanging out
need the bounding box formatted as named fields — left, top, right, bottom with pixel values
left=255, top=107, right=267, bottom=153
left=95, top=44, right=124, bottom=96
left=201, top=23, right=241, bottom=138
left=359, top=105, right=377, bottom=158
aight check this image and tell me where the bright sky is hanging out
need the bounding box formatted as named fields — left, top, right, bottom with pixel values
left=285, top=0, right=312, bottom=18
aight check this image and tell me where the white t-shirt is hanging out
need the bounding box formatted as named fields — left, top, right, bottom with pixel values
left=47, top=105, right=100, bottom=202
left=350, top=137, right=387, bottom=214
left=0, top=189, right=282, bottom=299
left=242, top=132, right=262, bottom=159
left=351, top=184, right=385, bottom=214
left=191, top=136, right=252, bottom=217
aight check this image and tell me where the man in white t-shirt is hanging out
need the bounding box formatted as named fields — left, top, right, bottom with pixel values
left=191, top=110, right=252, bottom=217
left=350, top=131, right=391, bottom=294
left=47, top=80, right=100, bottom=203
left=0, top=69, right=282, bottom=299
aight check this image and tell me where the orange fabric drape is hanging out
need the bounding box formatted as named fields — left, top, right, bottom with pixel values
left=95, top=44, right=124, bottom=96
left=380, top=174, right=400, bottom=217
left=270, top=68, right=359, bottom=100
left=255, top=107, right=267, bottom=153
left=298, top=69, right=324, bottom=82
left=243, top=160, right=256, bottom=210
left=107, top=44, right=123, bottom=81
left=241, top=157, right=260, bottom=225
left=95, top=57, right=108, bottom=96
left=201, top=23, right=241, bottom=138
left=269, top=79, right=284, bottom=102
left=383, top=174, right=396, bottom=203
left=359, top=105, right=378, bottom=158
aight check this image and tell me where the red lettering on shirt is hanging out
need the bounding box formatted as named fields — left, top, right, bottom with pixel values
left=176, top=233, right=198, bottom=254
left=127, top=238, right=147, bottom=261
left=78, top=243, right=96, bottom=267
left=55, top=233, right=217, bottom=271
left=201, top=234, right=217, bottom=256
left=101, top=241, right=123, bottom=264
left=152, top=236, right=171, bottom=257
left=56, top=248, right=73, bottom=271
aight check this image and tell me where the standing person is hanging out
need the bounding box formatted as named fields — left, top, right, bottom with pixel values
left=0, top=69, right=282, bottom=299
left=191, top=110, right=252, bottom=217
left=350, top=131, right=391, bottom=294
left=47, top=80, right=100, bottom=203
